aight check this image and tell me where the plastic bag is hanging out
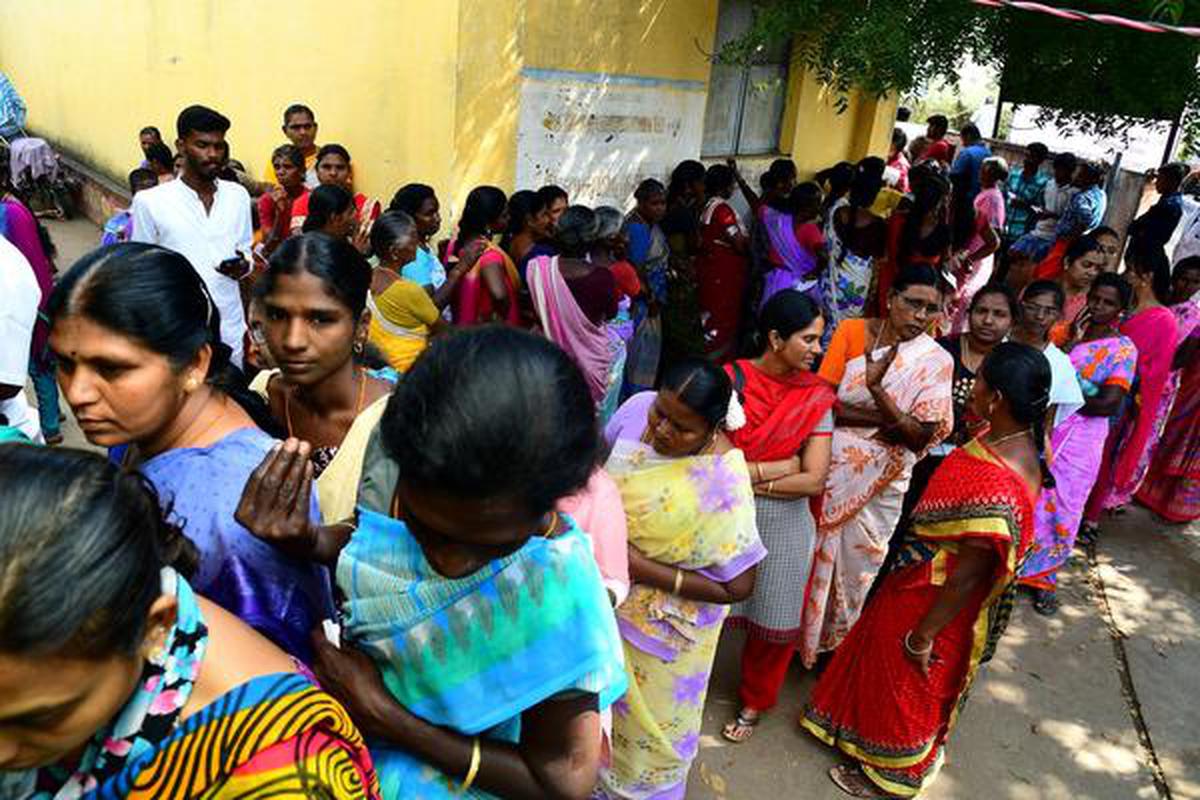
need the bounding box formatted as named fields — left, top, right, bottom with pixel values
left=624, top=315, right=662, bottom=391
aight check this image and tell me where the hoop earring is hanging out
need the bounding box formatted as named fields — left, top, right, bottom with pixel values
left=354, top=341, right=364, bottom=355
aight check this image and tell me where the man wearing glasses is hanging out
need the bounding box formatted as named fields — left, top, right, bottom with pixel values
left=263, top=104, right=320, bottom=189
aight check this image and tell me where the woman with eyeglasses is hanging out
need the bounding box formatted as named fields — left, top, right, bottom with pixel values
left=1010, top=280, right=1086, bottom=436
left=800, top=265, right=954, bottom=668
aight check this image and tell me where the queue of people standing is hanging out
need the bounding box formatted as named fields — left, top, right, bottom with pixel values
left=0, top=98, right=1196, bottom=800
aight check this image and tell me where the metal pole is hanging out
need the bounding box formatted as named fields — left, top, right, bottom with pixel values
left=1162, top=113, right=1183, bottom=165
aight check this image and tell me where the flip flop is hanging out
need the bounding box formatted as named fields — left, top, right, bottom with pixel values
left=721, top=709, right=761, bottom=743
left=828, top=763, right=900, bottom=798
left=1032, top=589, right=1059, bottom=617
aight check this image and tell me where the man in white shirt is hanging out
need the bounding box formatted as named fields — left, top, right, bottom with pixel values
left=1171, top=184, right=1200, bottom=266
left=0, top=235, right=43, bottom=441
left=133, top=105, right=252, bottom=367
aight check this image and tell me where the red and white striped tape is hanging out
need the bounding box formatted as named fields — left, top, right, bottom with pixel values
left=973, top=0, right=1200, bottom=37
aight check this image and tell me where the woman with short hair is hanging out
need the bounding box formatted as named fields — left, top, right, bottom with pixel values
left=946, top=156, right=1008, bottom=334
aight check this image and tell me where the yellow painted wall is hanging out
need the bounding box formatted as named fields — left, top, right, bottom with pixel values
left=780, top=69, right=897, bottom=177
left=450, top=0, right=523, bottom=207
left=0, top=0, right=459, bottom=202
left=0, top=0, right=888, bottom=214
left=523, top=0, right=718, bottom=81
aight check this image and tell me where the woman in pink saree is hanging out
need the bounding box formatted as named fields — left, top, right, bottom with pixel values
left=1084, top=239, right=1180, bottom=535
left=946, top=158, right=1007, bottom=335
left=1019, top=274, right=1137, bottom=615
left=1137, top=259, right=1200, bottom=522
left=527, top=206, right=623, bottom=421
left=801, top=265, right=954, bottom=667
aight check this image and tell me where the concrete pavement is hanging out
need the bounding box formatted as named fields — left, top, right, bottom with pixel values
left=36, top=218, right=1200, bottom=799
left=687, top=506, right=1199, bottom=800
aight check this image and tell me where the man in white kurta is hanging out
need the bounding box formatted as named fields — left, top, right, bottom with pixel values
left=132, top=105, right=252, bottom=367
left=0, top=235, right=41, bottom=440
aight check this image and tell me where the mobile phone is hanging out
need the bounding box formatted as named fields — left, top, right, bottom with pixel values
left=218, top=254, right=251, bottom=280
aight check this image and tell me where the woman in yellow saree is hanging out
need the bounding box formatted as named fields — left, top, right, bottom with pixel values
left=598, top=360, right=765, bottom=799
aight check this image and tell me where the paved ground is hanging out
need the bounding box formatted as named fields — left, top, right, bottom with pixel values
left=38, top=218, right=1200, bottom=799
left=28, top=217, right=100, bottom=449
left=689, top=509, right=1200, bottom=800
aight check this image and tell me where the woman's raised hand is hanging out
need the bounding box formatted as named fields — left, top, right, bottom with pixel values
left=1069, top=304, right=1092, bottom=344
left=864, top=343, right=898, bottom=389
left=235, top=438, right=318, bottom=560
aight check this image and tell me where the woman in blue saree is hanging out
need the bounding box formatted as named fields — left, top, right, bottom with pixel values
left=47, top=243, right=332, bottom=663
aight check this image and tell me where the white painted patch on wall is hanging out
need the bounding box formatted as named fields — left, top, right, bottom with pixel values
left=515, top=68, right=707, bottom=210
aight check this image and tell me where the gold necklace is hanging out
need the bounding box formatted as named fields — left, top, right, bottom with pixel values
left=985, top=428, right=1031, bottom=448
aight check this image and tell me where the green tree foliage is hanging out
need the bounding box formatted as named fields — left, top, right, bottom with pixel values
left=719, top=0, right=1200, bottom=139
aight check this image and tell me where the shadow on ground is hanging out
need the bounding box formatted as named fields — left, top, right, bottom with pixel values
left=688, top=507, right=1199, bottom=799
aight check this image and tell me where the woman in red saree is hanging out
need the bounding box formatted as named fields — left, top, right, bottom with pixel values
left=696, top=164, right=749, bottom=361
left=719, top=291, right=836, bottom=742
left=873, top=167, right=951, bottom=318
left=447, top=186, right=521, bottom=326
left=801, top=342, right=1047, bottom=798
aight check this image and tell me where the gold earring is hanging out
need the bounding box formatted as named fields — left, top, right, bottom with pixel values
left=147, top=627, right=170, bottom=666
left=185, top=376, right=200, bottom=392
left=354, top=341, right=365, bottom=355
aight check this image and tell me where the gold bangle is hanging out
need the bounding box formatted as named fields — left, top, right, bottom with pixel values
left=673, top=568, right=684, bottom=595
left=767, top=479, right=775, bottom=495
left=458, top=737, right=481, bottom=794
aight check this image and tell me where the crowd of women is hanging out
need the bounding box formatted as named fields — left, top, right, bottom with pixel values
left=0, top=109, right=1197, bottom=800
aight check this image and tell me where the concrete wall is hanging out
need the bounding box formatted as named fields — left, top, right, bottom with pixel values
left=512, top=0, right=718, bottom=206
left=779, top=70, right=896, bottom=178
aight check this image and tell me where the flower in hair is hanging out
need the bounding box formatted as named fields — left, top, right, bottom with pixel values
left=724, top=391, right=746, bottom=431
